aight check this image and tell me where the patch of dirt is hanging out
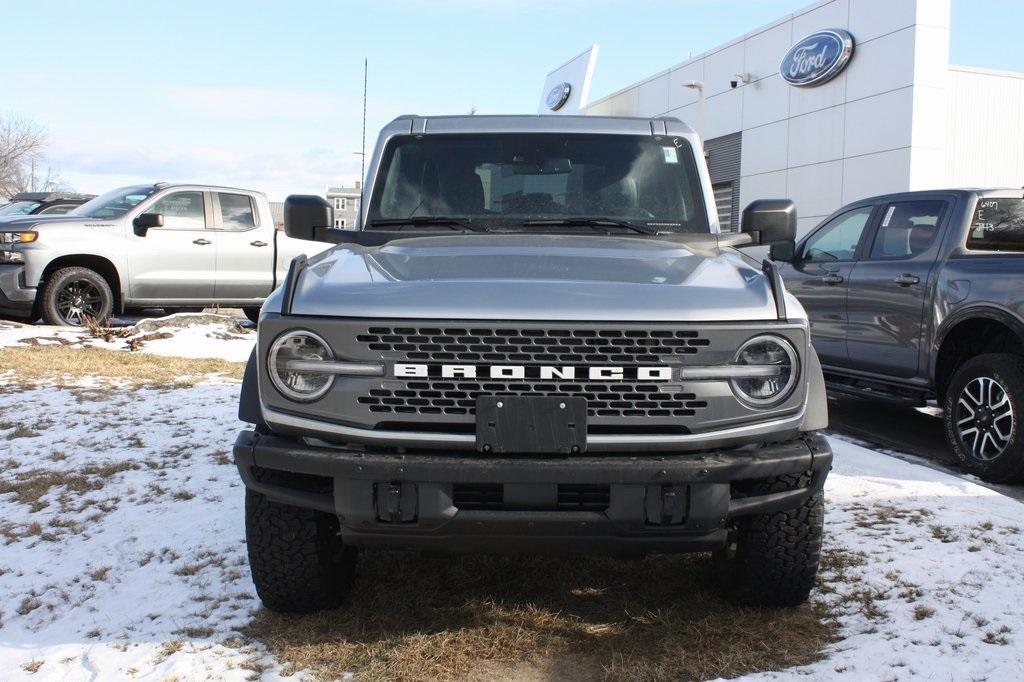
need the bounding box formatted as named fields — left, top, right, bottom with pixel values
left=245, top=551, right=837, bottom=682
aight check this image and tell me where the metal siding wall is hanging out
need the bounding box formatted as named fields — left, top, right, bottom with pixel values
left=946, top=68, right=1024, bottom=187
left=705, top=133, right=743, bottom=230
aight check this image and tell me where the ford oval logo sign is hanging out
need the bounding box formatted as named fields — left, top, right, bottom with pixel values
left=780, top=29, right=855, bottom=87
left=545, top=82, right=572, bottom=111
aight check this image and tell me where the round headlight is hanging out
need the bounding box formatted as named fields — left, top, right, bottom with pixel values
left=268, top=330, right=335, bottom=402
left=730, top=335, right=799, bottom=407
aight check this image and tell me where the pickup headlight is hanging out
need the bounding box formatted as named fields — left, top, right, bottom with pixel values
left=268, top=330, right=335, bottom=402
left=730, top=335, right=799, bottom=407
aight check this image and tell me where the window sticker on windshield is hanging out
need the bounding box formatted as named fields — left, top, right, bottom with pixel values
left=882, top=205, right=896, bottom=227
left=662, top=146, right=678, bottom=164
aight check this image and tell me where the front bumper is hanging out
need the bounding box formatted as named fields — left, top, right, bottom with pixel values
left=0, top=264, right=35, bottom=317
left=234, top=430, right=832, bottom=555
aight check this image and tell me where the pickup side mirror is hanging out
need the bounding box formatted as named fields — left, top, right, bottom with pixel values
left=132, top=212, right=163, bottom=236
left=740, top=199, right=797, bottom=254
left=285, top=195, right=333, bottom=242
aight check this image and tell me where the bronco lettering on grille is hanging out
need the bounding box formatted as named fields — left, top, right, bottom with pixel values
left=393, top=363, right=674, bottom=381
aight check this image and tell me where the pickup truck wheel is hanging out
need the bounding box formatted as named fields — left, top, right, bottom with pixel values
left=242, top=306, right=261, bottom=325
left=245, top=488, right=357, bottom=613
left=40, top=267, right=113, bottom=326
left=714, top=473, right=824, bottom=607
left=943, top=353, right=1024, bottom=483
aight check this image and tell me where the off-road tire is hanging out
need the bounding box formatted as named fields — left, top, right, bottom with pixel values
left=40, top=266, right=113, bottom=326
left=715, top=473, right=824, bottom=607
left=245, top=489, right=357, bottom=613
left=243, top=306, right=261, bottom=325
left=943, top=353, right=1024, bottom=483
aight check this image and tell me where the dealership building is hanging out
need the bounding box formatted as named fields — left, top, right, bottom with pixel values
left=541, top=0, right=1024, bottom=235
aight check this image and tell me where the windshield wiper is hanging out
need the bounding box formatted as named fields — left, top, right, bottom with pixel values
left=367, top=216, right=485, bottom=231
left=522, top=217, right=663, bottom=236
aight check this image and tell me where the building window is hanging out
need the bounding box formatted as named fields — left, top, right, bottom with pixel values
left=334, top=198, right=342, bottom=210
left=339, top=198, right=347, bottom=211
left=334, top=218, right=346, bottom=228
left=712, top=182, right=734, bottom=231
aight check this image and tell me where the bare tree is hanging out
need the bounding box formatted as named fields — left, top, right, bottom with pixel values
left=0, top=114, right=58, bottom=199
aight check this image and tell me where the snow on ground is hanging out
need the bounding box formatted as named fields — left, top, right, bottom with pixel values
left=0, top=325, right=1023, bottom=679
left=0, top=314, right=255, bottom=363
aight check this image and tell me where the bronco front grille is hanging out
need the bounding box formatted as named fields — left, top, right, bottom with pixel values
left=356, top=326, right=710, bottom=364
left=359, top=380, right=707, bottom=418
left=355, top=325, right=710, bottom=419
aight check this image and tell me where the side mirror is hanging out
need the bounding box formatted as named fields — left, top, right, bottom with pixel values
left=740, top=199, right=796, bottom=250
left=132, top=212, right=163, bottom=236
left=285, top=195, right=333, bottom=242
left=769, top=240, right=797, bottom=263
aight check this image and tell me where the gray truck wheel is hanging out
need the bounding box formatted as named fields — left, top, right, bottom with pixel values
left=245, top=488, right=357, bottom=613
left=943, top=353, right=1024, bottom=483
left=715, top=473, right=824, bottom=607
left=242, top=306, right=261, bottom=325
left=40, top=266, right=113, bottom=326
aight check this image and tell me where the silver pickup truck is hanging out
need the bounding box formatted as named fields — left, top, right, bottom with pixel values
left=233, top=115, right=833, bottom=614
left=0, top=183, right=329, bottom=325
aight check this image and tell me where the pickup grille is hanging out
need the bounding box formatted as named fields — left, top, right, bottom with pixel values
left=355, top=325, right=710, bottom=419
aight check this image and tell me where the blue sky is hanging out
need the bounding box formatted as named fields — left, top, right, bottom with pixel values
left=6, top=0, right=1021, bottom=200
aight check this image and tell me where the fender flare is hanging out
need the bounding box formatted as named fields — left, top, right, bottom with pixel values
left=238, top=347, right=262, bottom=425
left=930, top=305, right=1024, bottom=379
left=800, top=346, right=829, bottom=432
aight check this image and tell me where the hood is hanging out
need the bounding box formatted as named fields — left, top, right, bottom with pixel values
left=289, top=234, right=779, bottom=322
left=0, top=215, right=94, bottom=229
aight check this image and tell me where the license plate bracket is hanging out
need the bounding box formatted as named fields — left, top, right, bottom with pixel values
left=475, top=396, right=587, bottom=454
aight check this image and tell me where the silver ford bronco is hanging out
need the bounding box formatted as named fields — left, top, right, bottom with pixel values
left=234, top=115, right=832, bottom=613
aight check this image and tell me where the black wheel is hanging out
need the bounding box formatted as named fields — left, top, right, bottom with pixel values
left=714, top=473, right=824, bottom=607
left=943, top=353, right=1024, bottom=483
left=245, top=489, right=357, bottom=613
left=243, top=306, right=261, bottom=325
left=40, top=267, right=113, bottom=326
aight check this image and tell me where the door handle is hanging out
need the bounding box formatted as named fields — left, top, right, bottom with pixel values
left=250, top=240, right=268, bottom=247
left=821, top=273, right=844, bottom=285
left=192, top=238, right=212, bottom=246
left=894, top=273, right=920, bottom=286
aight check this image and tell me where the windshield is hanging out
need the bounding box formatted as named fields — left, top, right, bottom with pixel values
left=367, top=133, right=710, bottom=233
left=0, top=201, right=42, bottom=216
left=71, top=185, right=158, bottom=220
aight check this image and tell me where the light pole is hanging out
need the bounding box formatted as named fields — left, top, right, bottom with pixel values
left=683, top=80, right=705, bottom=138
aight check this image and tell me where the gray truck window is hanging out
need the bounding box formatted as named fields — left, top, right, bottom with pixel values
left=802, top=206, right=873, bottom=262
left=0, top=201, right=41, bottom=216
left=869, top=200, right=944, bottom=259
left=968, top=197, right=1024, bottom=252
left=149, top=191, right=206, bottom=230
left=217, top=193, right=256, bottom=230
left=38, top=204, right=77, bottom=215
left=369, top=133, right=710, bottom=232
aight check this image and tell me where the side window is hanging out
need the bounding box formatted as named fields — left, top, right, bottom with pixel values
left=968, top=197, right=1024, bottom=251
left=869, top=200, right=945, bottom=259
left=38, top=204, right=77, bottom=215
left=149, top=191, right=206, bottom=230
left=802, top=207, right=874, bottom=263
left=217, top=193, right=256, bottom=231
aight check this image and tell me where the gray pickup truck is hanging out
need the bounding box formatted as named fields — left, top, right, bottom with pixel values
left=233, top=114, right=832, bottom=614
left=0, top=183, right=329, bottom=325
left=775, top=189, right=1024, bottom=483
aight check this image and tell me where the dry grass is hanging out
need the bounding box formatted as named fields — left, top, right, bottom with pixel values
left=0, top=462, right=137, bottom=512
left=245, top=551, right=837, bottom=681
left=0, top=346, right=244, bottom=386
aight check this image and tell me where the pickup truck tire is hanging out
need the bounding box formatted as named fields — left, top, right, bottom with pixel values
left=40, top=266, right=114, bottom=326
left=245, top=488, right=357, bottom=613
left=943, top=353, right=1024, bottom=483
left=714, top=473, right=823, bottom=607
left=243, top=307, right=261, bottom=325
